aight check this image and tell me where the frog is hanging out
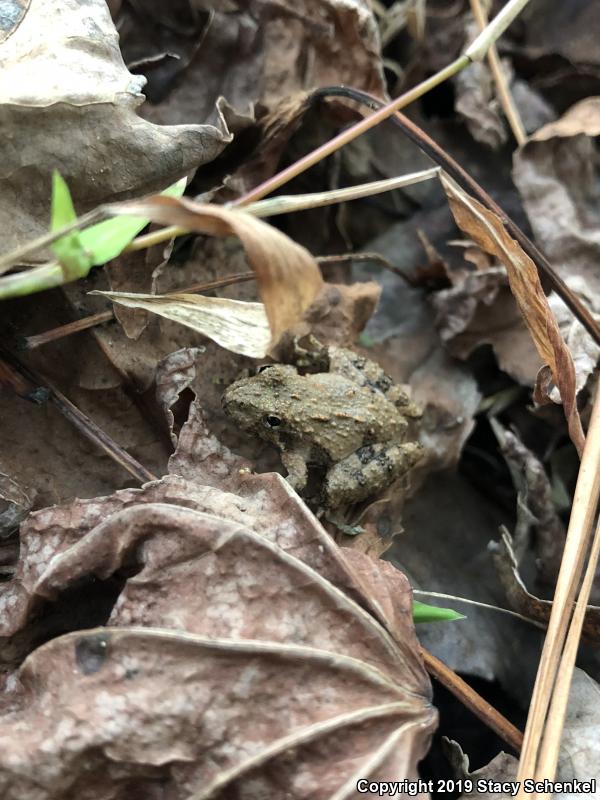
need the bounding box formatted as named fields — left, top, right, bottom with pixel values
left=222, top=345, right=423, bottom=509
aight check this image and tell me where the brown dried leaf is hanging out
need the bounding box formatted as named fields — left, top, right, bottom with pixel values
left=103, top=196, right=324, bottom=348
left=129, top=0, right=385, bottom=128
left=548, top=278, right=600, bottom=400
left=455, top=60, right=507, bottom=149
left=431, top=266, right=541, bottom=386
left=513, top=97, right=600, bottom=295
left=513, top=98, right=600, bottom=400
left=105, top=241, right=173, bottom=340
left=0, top=472, right=435, bottom=797
left=491, top=419, right=566, bottom=587
left=493, top=530, right=600, bottom=643
left=440, top=171, right=585, bottom=456
left=0, top=626, right=432, bottom=799
left=154, top=346, right=251, bottom=482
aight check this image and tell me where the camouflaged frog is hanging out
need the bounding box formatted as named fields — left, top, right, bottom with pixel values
left=222, top=346, right=423, bottom=509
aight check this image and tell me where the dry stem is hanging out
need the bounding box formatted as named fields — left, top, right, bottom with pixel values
left=421, top=648, right=523, bottom=753
left=469, top=0, right=527, bottom=145
left=516, top=390, right=600, bottom=795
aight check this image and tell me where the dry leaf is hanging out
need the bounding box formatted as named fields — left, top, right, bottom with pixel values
left=431, top=266, right=541, bottom=386
left=0, top=463, right=436, bottom=796
left=513, top=97, right=600, bottom=295
left=0, top=625, right=432, bottom=799
left=455, top=59, right=507, bottom=149
left=547, top=277, right=600, bottom=400
left=128, top=0, right=385, bottom=129
left=0, top=0, right=232, bottom=256
left=154, top=346, right=252, bottom=482
left=492, top=530, right=600, bottom=643
left=440, top=171, right=585, bottom=456
left=94, top=291, right=271, bottom=358
left=105, top=241, right=174, bottom=340
left=513, top=98, right=600, bottom=400
left=491, top=419, right=566, bottom=587
left=104, top=196, right=324, bottom=347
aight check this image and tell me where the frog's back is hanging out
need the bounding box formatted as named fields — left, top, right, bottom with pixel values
left=302, top=372, right=407, bottom=461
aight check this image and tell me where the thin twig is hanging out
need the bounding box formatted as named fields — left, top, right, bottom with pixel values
left=311, top=86, right=600, bottom=346
left=421, top=647, right=524, bottom=753
left=23, top=311, right=115, bottom=350
left=464, top=0, right=531, bottom=62
left=0, top=347, right=156, bottom=485
left=515, top=390, right=600, bottom=796
left=469, top=0, right=527, bottom=146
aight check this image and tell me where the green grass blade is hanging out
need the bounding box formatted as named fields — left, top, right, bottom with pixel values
left=413, top=600, right=466, bottom=624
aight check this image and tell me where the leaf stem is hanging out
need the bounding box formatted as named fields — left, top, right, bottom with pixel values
left=464, top=0, right=532, bottom=62
left=469, top=0, right=527, bottom=146
left=23, top=272, right=256, bottom=349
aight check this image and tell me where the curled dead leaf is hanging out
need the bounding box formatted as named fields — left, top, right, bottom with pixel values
left=105, top=196, right=324, bottom=348
left=440, top=172, right=585, bottom=456
left=492, top=530, right=600, bottom=644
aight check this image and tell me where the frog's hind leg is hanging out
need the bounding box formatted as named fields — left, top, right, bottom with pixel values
left=323, top=441, right=423, bottom=508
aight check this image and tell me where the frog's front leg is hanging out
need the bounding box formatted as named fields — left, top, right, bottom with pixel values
left=322, top=442, right=423, bottom=508
left=280, top=448, right=310, bottom=493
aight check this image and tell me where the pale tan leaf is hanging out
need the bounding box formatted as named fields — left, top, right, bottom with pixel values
left=108, top=195, right=324, bottom=345
left=92, top=290, right=271, bottom=357
left=440, top=171, right=585, bottom=456
left=528, top=96, right=600, bottom=141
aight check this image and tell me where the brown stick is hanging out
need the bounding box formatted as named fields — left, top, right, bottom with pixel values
left=422, top=647, right=524, bottom=754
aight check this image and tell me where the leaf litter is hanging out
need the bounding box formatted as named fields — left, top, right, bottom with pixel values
left=2, top=0, right=600, bottom=796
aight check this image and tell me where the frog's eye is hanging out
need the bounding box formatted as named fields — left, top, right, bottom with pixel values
left=263, top=414, right=282, bottom=428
